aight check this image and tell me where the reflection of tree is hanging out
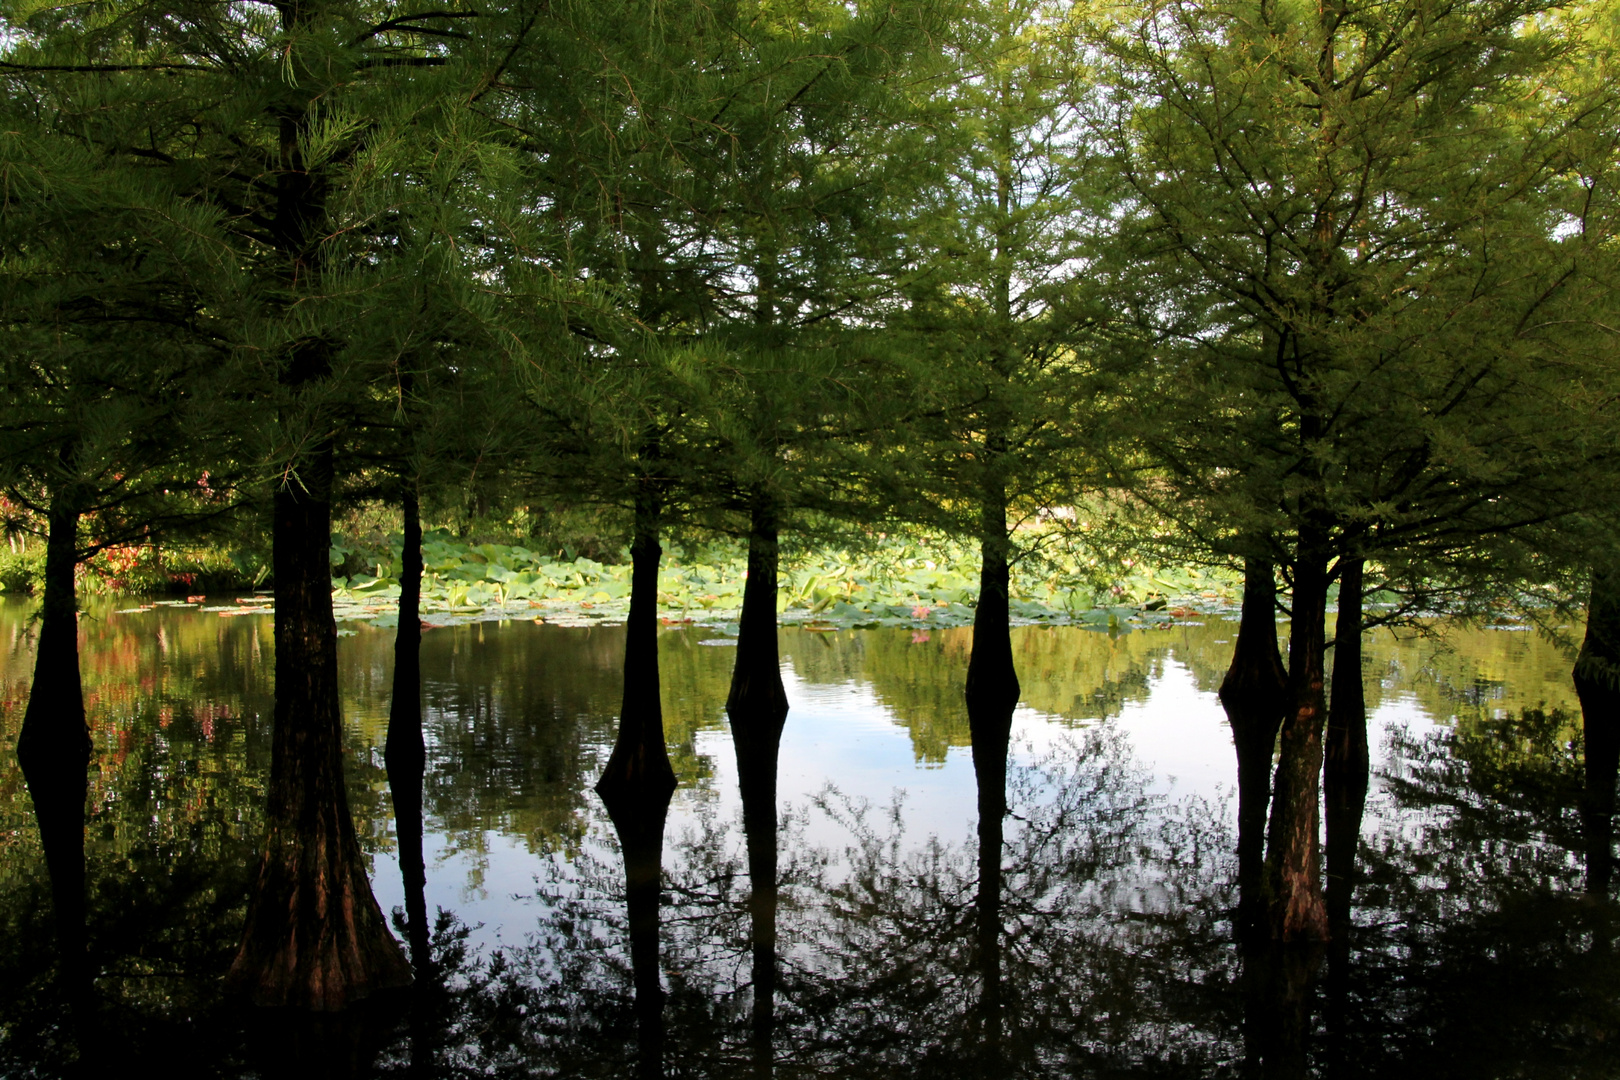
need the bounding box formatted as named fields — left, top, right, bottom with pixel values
left=0, top=598, right=395, bottom=1071
left=1376, top=708, right=1584, bottom=886
left=4, top=600, right=1615, bottom=1075
left=337, top=622, right=732, bottom=866
left=1339, top=708, right=1620, bottom=1078
left=404, top=728, right=1243, bottom=1078
left=793, top=731, right=1238, bottom=1076
left=783, top=623, right=1239, bottom=764
left=1357, top=623, right=1581, bottom=728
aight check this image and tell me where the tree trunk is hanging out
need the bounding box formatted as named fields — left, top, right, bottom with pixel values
left=1242, top=941, right=1321, bottom=1080
left=1263, top=541, right=1332, bottom=942
left=728, top=491, right=787, bottom=722
left=595, top=476, right=675, bottom=1078
left=968, top=694, right=1014, bottom=1074
left=385, top=482, right=430, bottom=975
left=1219, top=556, right=1290, bottom=947
left=1323, top=557, right=1367, bottom=1071
left=228, top=443, right=412, bottom=1009
left=597, top=482, right=677, bottom=805
left=1575, top=568, right=1620, bottom=896
left=727, top=490, right=788, bottom=1075
left=16, top=496, right=91, bottom=989
left=966, top=461, right=1019, bottom=712
left=606, top=787, right=672, bottom=1080
left=1323, top=559, right=1367, bottom=932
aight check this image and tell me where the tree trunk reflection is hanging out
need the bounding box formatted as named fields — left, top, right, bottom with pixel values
left=728, top=491, right=788, bottom=1076
left=1575, top=569, right=1620, bottom=896
left=16, top=496, right=90, bottom=999
left=968, top=692, right=1014, bottom=1075
left=1220, top=557, right=1289, bottom=947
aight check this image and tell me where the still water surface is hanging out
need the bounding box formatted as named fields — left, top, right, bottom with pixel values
left=0, top=596, right=1607, bottom=1077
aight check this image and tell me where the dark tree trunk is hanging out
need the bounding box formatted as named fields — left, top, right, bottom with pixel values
left=597, top=483, right=677, bottom=805
left=1323, top=559, right=1367, bottom=931
left=1264, top=540, right=1332, bottom=943
left=968, top=693, right=1014, bottom=1074
left=1241, top=941, right=1321, bottom=1080
left=385, top=482, right=430, bottom=976
left=727, top=490, right=788, bottom=1075
left=597, top=478, right=675, bottom=1078
left=966, top=461, right=1019, bottom=712
left=1219, top=556, right=1290, bottom=948
left=729, top=491, right=788, bottom=722
left=1323, top=558, right=1367, bottom=1072
left=605, top=788, right=672, bottom=1080
left=1575, top=569, right=1620, bottom=896
left=228, top=443, right=412, bottom=1009
left=16, top=496, right=91, bottom=990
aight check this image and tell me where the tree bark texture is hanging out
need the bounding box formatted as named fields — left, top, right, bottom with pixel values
left=228, top=445, right=412, bottom=1009
left=1219, top=557, right=1290, bottom=948
left=1264, top=542, right=1332, bottom=942
left=16, top=497, right=91, bottom=987
left=1575, top=568, right=1620, bottom=896
left=966, top=458, right=1019, bottom=713
left=727, top=491, right=787, bottom=1074
left=597, top=484, right=677, bottom=807
left=385, top=482, right=430, bottom=975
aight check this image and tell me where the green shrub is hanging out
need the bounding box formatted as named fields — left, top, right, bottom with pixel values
left=0, top=547, right=44, bottom=594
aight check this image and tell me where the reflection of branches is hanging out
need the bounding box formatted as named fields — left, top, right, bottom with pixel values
left=1340, top=708, right=1620, bottom=1079
left=369, top=729, right=1244, bottom=1078
left=1374, top=709, right=1585, bottom=895
left=795, top=729, right=1241, bottom=1075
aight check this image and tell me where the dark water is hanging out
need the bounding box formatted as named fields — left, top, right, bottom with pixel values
left=0, top=596, right=1611, bottom=1077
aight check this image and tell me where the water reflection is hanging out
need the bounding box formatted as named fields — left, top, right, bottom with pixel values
left=0, top=596, right=1613, bottom=1076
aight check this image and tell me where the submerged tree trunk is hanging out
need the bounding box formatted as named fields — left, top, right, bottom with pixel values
left=228, top=443, right=412, bottom=1009
left=1263, top=540, right=1332, bottom=943
left=1219, top=556, right=1290, bottom=947
left=1241, top=941, right=1321, bottom=1080
left=727, top=490, right=788, bottom=1074
left=598, top=479, right=675, bottom=1079
left=729, top=491, right=788, bottom=722
left=1575, top=569, right=1620, bottom=896
left=965, top=456, right=1019, bottom=712
left=16, top=496, right=91, bottom=989
left=968, top=692, right=1014, bottom=1075
left=597, top=482, right=677, bottom=805
left=608, top=785, right=673, bottom=1080
left=1323, top=558, right=1367, bottom=1070
left=385, top=482, right=430, bottom=975
left=1323, top=559, right=1367, bottom=932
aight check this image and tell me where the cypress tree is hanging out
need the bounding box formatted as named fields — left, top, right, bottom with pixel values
left=0, top=96, right=241, bottom=990
left=1091, top=0, right=1618, bottom=940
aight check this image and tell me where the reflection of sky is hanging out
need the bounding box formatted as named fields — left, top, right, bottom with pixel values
left=1111, top=660, right=1229, bottom=798
left=389, top=659, right=1216, bottom=951
left=0, top=599, right=1580, bottom=964
left=379, top=645, right=1479, bottom=953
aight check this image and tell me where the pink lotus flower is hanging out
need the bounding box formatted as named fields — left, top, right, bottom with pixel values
left=912, top=605, right=931, bottom=619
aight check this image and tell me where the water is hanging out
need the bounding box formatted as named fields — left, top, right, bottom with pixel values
left=0, top=596, right=1608, bottom=1077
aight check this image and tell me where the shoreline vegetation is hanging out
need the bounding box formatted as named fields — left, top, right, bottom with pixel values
left=3, top=518, right=1247, bottom=633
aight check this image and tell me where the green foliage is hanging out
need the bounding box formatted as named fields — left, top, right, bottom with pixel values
left=1087, top=0, right=1620, bottom=590
left=320, top=528, right=1237, bottom=633
left=0, top=547, right=42, bottom=595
